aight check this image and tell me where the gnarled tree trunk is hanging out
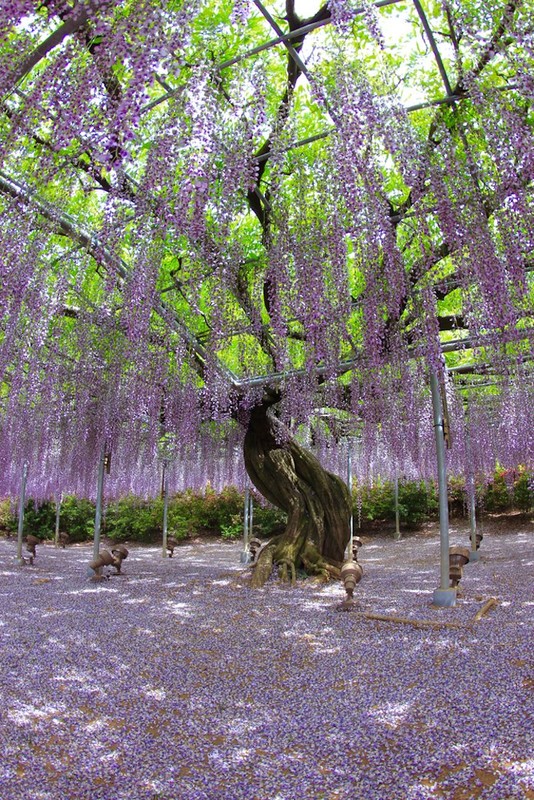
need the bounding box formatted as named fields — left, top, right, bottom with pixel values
left=243, top=401, right=351, bottom=587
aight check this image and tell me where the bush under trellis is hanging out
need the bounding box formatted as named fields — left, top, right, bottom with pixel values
left=2, top=467, right=531, bottom=544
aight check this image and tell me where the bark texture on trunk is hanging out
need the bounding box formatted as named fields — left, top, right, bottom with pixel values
left=243, top=401, right=351, bottom=587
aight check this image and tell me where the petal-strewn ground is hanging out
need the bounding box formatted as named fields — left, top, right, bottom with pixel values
left=1, top=519, right=532, bottom=800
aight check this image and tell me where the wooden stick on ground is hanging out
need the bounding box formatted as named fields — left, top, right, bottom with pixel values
left=473, top=597, right=499, bottom=622
left=363, top=612, right=463, bottom=629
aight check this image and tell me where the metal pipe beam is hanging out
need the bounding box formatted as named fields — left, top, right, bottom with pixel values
left=347, top=447, right=354, bottom=557
left=54, top=493, right=61, bottom=548
left=241, top=487, right=251, bottom=563
left=429, top=370, right=456, bottom=607
left=162, top=467, right=169, bottom=559
left=93, top=445, right=106, bottom=562
left=394, top=474, right=401, bottom=540
left=16, top=461, right=29, bottom=565
left=412, top=0, right=454, bottom=96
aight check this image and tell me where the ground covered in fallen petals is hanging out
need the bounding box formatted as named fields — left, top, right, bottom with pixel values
left=1, top=517, right=533, bottom=800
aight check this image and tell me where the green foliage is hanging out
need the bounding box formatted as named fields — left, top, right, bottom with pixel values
left=513, top=468, right=533, bottom=513
left=448, top=475, right=467, bottom=516
left=482, top=467, right=514, bottom=513
left=355, top=467, right=532, bottom=528
left=104, top=486, right=246, bottom=543
left=59, top=496, right=96, bottom=542
left=198, top=486, right=243, bottom=531
left=358, top=479, right=437, bottom=527
left=2, top=495, right=95, bottom=542
left=220, top=495, right=287, bottom=540
left=251, top=503, right=287, bottom=538
left=2, top=466, right=529, bottom=546
left=479, top=466, right=533, bottom=514
left=0, top=498, right=13, bottom=535
left=2, top=498, right=55, bottom=540
left=104, top=495, right=164, bottom=543
left=398, top=481, right=438, bottom=525
left=220, top=515, right=243, bottom=541
left=359, top=480, right=395, bottom=522
left=22, top=499, right=56, bottom=539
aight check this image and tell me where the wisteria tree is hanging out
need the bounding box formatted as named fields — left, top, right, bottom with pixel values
left=0, top=0, right=532, bottom=582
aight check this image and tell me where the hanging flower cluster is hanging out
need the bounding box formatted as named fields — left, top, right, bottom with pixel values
left=0, top=0, right=532, bottom=504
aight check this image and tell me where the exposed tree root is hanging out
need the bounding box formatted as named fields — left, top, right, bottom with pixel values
left=250, top=539, right=276, bottom=588
left=277, top=558, right=296, bottom=585
left=249, top=532, right=343, bottom=587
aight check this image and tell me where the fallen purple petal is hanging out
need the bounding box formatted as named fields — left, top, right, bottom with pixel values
left=0, top=519, right=532, bottom=800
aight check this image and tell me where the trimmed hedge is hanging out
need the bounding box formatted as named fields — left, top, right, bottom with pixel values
left=1, top=466, right=531, bottom=543
left=356, top=480, right=438, bottom=528
left=2, top=488, right=287, bottom=544
left=354, top=466, right=532, bottom=528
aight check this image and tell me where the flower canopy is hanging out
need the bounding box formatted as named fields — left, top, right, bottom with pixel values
left=0, top=0, right=532, bottom=498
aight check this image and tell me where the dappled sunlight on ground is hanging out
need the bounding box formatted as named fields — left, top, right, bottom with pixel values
left=0, top=521, right=532, bottom=799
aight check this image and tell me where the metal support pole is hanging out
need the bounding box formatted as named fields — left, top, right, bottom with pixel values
left=93, top=445, right=106, bottom=562
left=464, top=426, right=480, bottom=563
left=430, top=370, right=456, bottom=607
left=468, top=473, right=480, bottom=562
left=347, top=447, right=354, bottom=558
left=54, top=493, right=61, bottom=548
left=240, top=487, right=250, bottom=564
left=394, top=474, right=401, bottom=540
left=16, top=461, right=29, bottom=565
left=162, top=469, right=169, bottom=559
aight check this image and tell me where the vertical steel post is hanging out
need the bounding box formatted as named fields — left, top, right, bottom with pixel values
left=468, top=473, right=480, bottom=561
left=162, top=467, right=169, bottom=559
left=54, top=493, right=61, bottom=548
left=430, top=370, right=456, bottom=607
left=394, top=474, right=401, bottom=540
left=16, top=461, right=29, bottom=564
left=347, top=447, right=354, bottom=558
left=464, top=426, right=480, bottom=562
left=93, top=445, right=106, bottom=562
left=241, top=487, right=250, bottom=563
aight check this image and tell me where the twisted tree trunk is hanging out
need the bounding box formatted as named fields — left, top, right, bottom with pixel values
left=243, top=401, right=351, bottom=587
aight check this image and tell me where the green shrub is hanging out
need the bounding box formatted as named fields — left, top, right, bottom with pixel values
left=0, top=498, right=14, bottom=535
left=104, top=486, right=247, bottom=543
left=165, top=499, right=195, bottom=540
left=3, top=498, right=56, bottom=541
left=1, top=465, right=529, bottom=547
left=359, top=480, right=395, bottom=522
left=201, top=486, right=243, bottom=531
left=482, top=467, right=513, bottom=513
left=399, top=481, right=438, bottom=525
left=446, top=467, right=532, bottom=516
left=1, top=495, right=95, bottom=542
left=355, top=479, right=437, bottom=528
left=513, top=469, right=533, bottom=512
left=59, top=496, right=95, bottom=542
left=220, top=514, right=243, bottom=540
left=251, top=502, right=287, bottom=538
left=448, top=476, right=467, bottom=517
left=221, top=495, right=287, bottom=540
left=105, top=495, right=164, bottom=543
left=23, top=499, right=57, bottom=539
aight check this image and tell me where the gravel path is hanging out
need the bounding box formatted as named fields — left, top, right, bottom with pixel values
left=1, top=520, right=532, bottom=800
